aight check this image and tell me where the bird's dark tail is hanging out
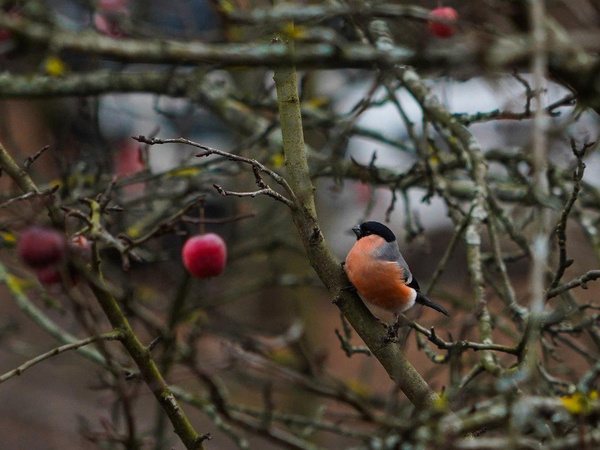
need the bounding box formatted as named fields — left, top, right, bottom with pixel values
left=416, top=293, right=449, bottom=316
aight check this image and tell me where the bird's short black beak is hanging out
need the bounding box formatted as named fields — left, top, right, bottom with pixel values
left=351, top=225, right=361, bottom=238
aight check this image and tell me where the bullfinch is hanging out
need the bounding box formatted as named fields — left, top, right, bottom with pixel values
left=345, top=221, right=449, bottom=316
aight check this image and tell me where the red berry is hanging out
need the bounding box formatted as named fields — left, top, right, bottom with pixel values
left=18, top=227, right=66, bottom=268
left=70, top=234, right=90, bottom=249
left=35, top=266, right=62, bottom=286
left=182, top=233, right=227, bottom=278
left=428, top=7, right=458, bottom=38
left=69, top=234, right=92, bottom=261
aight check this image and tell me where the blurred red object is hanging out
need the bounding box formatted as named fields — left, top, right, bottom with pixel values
left=114, top=139, right=146, bottom=196
left=428, top=7, right=458, bottom=38
left=98, top=0, right=129, bottom=13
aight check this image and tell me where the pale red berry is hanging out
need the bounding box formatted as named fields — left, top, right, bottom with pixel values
left=18, top=227, right=66, bottom=268
left=428, top=7, right=458, bottom=38
left=69, top=234, right=92, bottom=261
left=70, top=234, right=90, bottom=249
left=182, top=233, right=227, bottom=278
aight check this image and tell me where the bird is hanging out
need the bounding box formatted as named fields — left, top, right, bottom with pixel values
left=344, top=221, right=449, bottom=316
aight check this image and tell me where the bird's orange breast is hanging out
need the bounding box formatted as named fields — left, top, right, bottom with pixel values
left=345, top=235, right=414, bottom=312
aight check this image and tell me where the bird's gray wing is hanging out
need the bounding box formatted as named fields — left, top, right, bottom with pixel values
left=374, top=241, right=416, bottom=287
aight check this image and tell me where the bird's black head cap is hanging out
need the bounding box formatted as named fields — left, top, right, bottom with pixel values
left=352, top=221, right=396, bottom=242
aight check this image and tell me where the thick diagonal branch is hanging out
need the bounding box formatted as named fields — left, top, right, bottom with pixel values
left=273, top=55, right=438, bottom=410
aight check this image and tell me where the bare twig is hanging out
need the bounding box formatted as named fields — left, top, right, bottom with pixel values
left=0, top=332, right=121, bottom=384
left=546, top=270, right=600, bottom=299
left=133, top=135, right=297, bottom=207
left=213, top=184, right=294, bottom=207
left=22, top=145, right=50, bottom=171
left=334, top=314, right=372, bottom=357
left=550, top=140, right=590, bottom=289
left=0, top=185, right=59, bottom=210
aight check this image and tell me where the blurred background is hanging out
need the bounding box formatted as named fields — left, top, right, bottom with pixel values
left=2, top=0, right=600, bottom=449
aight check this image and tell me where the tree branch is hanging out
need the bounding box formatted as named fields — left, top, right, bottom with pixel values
left=226, top=4, right=429, bottom=24
left=0, top=141, right=61, bottom=224
left=133, top=135, right=296, bottom=207
left=0, top=332, right=121, bottom=384
left=0, top=12, right=418, bottom=67
left=273, top=44, right=439, bottom=410
left=546, top=270, right=600, bottom=299
left=0, top=71, right=201, bottom=99
left=0, top=142, right=206, bottom=450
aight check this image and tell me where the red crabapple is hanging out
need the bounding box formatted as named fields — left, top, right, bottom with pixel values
left=182, top=233, right=227, bottom=278
left=18, top=227, right=66, bottom=268
left=428, top=7, right=458, bottom=38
